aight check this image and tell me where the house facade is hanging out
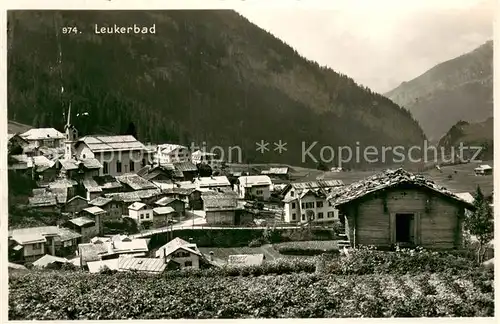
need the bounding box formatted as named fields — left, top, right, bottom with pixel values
left=155, top=197, right=186, bottom=217
left=156, top=144, right=191, bottom=165
left=128, top=202, right=154, bottom=225
left=63, top=196, right=89, bottom=215
left=237, top=175, right=272, bottom=201
left=155, top=237, right=203, bottom=269
left=191, top=150, right=221, bottom=169
left=328, top=169, right=474, bottom=250
left=89, top=197, right=123, bottom=222
left=75, top=135, right=152, bottom=177
left=281, top=180, right=344, bottom=224
left=20, top=128, right=65, bottom=149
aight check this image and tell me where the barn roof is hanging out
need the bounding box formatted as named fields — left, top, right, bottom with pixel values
left=238, top=175, right=272, bottom=187
left=327, top=168, right=475, bottom=209
left=116, top=174, right=157, bottom=191
left=77, top=135, right=147, bottom=153
left=174, top=161, right=198, bottom=172
left=118, top=257, right=167, bottom=274
left=20, top=128, right=65, bottom=141
left=195, top=176, right=231, bottom=188
left=155, top=237, right=201, bottom=258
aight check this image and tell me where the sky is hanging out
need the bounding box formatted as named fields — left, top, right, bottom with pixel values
left=236, top=0, right=494, bottom=94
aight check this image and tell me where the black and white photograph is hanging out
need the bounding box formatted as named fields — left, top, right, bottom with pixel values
left=4, top=0, right=496, bottom=320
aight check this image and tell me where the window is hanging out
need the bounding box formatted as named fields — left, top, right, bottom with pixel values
left=316, top=201, right=323, bottom=208
left=328, top=201, right=333, bottom=207
left=290, top=191, right=294, bottom=197
left=33, top=243, right=42, bottom=250
left=145, top=213, right=150, bottom=219
left=142, top=158, right=146, bottom=167
left=130, top=162, right=135, bottom=172
left=305, top=202, right=314, bottom=209
left=301, top=214, right=305, bottom=220
left=256, top=190, right=263, bottom=195
left=291, top=202, right=296, bottom=209
left=83, top=154, right=86, bottom=159
left=116, top=161, right=122, bottom=173
left=318, top=212, right=324, bottom=219
left=103, top=162, right=109, bottom=174
left=301, top=203, right=305, bottom=209
left=140, top=214, right=144, bottom=219
left=184, top=261, right=193, bottom=267
left=63, top=240, right=72, bottom=247
left=292, top=213, right=296, bottom=220
left=327, top=211, right=334, bottom=218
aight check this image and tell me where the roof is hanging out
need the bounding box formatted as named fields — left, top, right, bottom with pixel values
left=456, top=192, right=475, bottom=204
left=48, top=179, right=78, bottom=189
left=118, top=257, right=167, bottom=274
left=327, top=168, right=475, bottom=209
left=155, top=197, right=181, bottom=206
left=228, top=254, right=265, bottom=266
left=105, top=189, right=162, bottom=203
left=238, top=175, right=272, bottom=187
left=82, top=179, right=103, bottom=193
left=87, top=259, right=119, bottom=273
left=82, top=206, right=106, bottom=215
left=59, top=159, right=80, bottom=170
left=69, top=216, right=95, bottom=227
left=163, top=187, right=194, bottom=196
left=155, top=237, right=201, bottom=258
left=153, top=206, right=175, bottom=215
left=116, top=174, right=157, bottom=191
left=81, top=158, right=103, bottom=169
left=158, top=143, right=188, bottom=154
left=20, top=128, right=65, bottom=141
left=66, top=196, right=87, bottom=204
left=195, top=176, right=231, bottom=188
left=174, top=161, right=198, bottom=172
left=191, top=150, right=216, bottom=158
left=28, top=195, right=58, bottom=208
left=77, top=135, right=148, bottom=153
left=33, top=254, right=69, bottom=268
left=33, top=156, right=56, bottom=172
left=289, top=180, right=344, bottom=191
left=79, top=238, right=149, bottom=262
left=9, top=226, right=60, bottom=244
left=8, top=262, right=28, bottom=270
left=89, top=197, right=113, bottom=207
left=128, top=202, right=147, bottom=211
left=56, top=227, right=82, bottom=241
left=202, top=193, right=240, bottom=211
left=261, top=167, right=289, bottom=175
left=475, top=164, right=492, bottom=171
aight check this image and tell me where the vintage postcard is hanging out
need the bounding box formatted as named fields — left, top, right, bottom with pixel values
left=3, top=0, right=496, bottom=321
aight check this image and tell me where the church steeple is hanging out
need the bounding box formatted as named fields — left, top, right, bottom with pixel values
left=64, top=103, right=78, bottom=160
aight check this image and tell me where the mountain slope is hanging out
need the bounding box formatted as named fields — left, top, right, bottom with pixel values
left=385, top=41, right=493, bottom=141
left=8, top=10, right=425, bottom=167
left=438, top=117, right=493, bottom=161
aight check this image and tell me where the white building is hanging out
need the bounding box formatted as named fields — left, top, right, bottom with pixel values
left=156, top=144, right=191, bottom=165
left=237, top=175, right=272, bottom=201
left=20, top=128, right=65, bottom=149
left=128, top=202, right=154, bottom=224
left=281, top=180, right=344, bottom=224
left=75, top=135, right=152, bottom=177
left=191, top=150, right=221, bottom=168
left=194, top=176, right=232, bottom=191
left=474, top=164, right=493, bottom=176
left=155, top=237, right=203, bottom=269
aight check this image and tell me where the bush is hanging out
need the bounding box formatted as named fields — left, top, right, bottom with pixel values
left=275, top=241, right=339, bottom=256
left=324, top=246, right=477, bottom=275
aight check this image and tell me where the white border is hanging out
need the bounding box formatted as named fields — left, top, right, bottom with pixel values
left=1, top=1, right=498, bottom=324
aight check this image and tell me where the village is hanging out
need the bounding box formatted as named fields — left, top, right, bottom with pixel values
left=6, top=106, right=494, bottom=275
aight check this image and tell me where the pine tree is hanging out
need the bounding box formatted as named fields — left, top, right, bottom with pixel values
left=465, top=186, right=494, bottom=263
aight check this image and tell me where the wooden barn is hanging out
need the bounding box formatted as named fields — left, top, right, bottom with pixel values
left=328, top=169, right=474, bottom=250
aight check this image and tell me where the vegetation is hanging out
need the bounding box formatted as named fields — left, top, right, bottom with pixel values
left=465, top=187, right=494, bottom=263
left=9, top=248, right=494, bottom=319
left=274, top=241, right=339, bottom=256
left=8, top=11, right=425, bottom=168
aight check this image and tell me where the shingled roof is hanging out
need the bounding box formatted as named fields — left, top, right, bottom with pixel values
left=115, top=174, right=157, bottom=191
left=77, top=135, right=147, bottom=153
left=327, top=168, right=475, bottom=209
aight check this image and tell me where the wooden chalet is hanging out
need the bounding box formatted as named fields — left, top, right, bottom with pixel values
left=328, top=168, right=475, bottom=250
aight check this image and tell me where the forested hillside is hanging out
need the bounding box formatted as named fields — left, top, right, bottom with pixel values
left=8, top=10, right=425, bottom=167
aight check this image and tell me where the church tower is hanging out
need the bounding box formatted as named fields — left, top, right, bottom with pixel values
left=64, top=103, right=78, bottom=160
